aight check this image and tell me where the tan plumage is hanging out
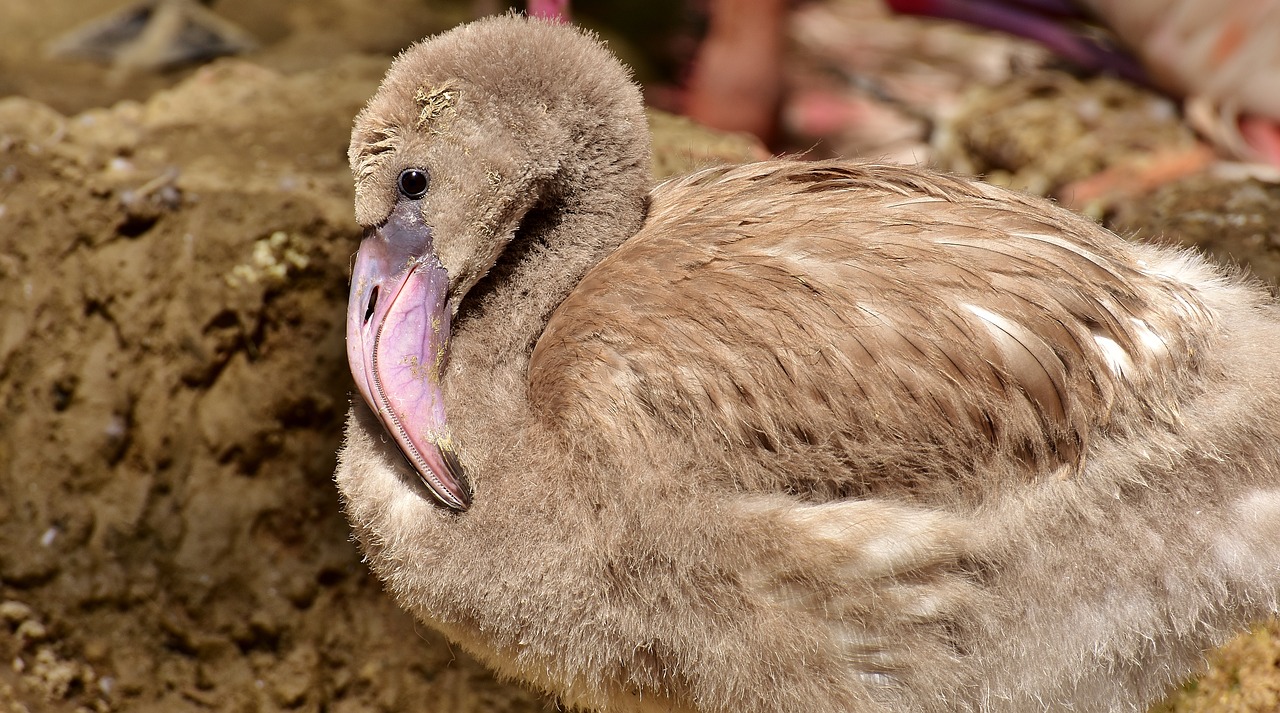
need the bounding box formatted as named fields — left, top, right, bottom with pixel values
left=1081, top=0, right=1280, bottom=119
left=337, top=14, right=1280, bottom=713
left=1079, top=0, right=1280, bottom=164
left=533, top=161, right=1215, bottom=502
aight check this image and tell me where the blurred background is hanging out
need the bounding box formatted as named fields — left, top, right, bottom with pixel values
left=1, top=1, right=1279, bottom=711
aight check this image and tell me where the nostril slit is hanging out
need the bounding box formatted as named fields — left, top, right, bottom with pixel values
left=364, top=286, right=379, bottom=324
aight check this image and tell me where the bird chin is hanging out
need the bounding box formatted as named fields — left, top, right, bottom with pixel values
left=346, top=213, right=472, bottom=512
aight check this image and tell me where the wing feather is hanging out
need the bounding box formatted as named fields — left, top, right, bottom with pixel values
left=529, top=161, right=1215, bottom=502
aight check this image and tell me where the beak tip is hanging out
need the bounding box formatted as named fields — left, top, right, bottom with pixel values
left=436, top=441, right=473, bottom=511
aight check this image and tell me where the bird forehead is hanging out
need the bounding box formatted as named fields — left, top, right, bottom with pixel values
left=412, top=84, right=460, bottom=132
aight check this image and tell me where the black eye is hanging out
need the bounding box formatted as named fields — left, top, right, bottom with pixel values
left=397, top=168, right=430, bottom=199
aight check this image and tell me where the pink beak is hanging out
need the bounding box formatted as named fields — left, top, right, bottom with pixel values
left=346, top=202, right=471, bottom=510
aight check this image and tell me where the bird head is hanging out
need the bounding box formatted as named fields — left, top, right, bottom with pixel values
left=344, top=14, right=648, bottom=511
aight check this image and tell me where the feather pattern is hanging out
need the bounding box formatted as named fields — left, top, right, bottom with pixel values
left=531, top=161, right=1212, bottom=502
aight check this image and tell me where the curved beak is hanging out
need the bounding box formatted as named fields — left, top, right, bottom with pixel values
left=346, top=202, right=471, bottom=511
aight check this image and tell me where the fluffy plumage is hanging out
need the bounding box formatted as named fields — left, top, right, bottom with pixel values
left=337, top=14, right=1280, bottom=713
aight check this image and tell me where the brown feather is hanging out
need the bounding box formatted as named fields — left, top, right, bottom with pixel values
left=531, top=161, right=1211, bottom=500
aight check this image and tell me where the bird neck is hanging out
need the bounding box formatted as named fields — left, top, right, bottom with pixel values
left=442, top=172, right=649, bottom=427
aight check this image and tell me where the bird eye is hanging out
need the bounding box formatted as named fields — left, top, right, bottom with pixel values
left=397, top=168, right=430, bottom=199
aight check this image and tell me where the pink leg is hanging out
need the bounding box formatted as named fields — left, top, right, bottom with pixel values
left=685, top=0, right=788, bottom=145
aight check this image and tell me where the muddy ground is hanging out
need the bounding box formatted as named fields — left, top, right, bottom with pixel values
left=2, top=1, right=1280, bottom=712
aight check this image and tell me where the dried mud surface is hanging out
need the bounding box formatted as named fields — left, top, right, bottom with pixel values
left=2, top=2, right=1279, bottom=713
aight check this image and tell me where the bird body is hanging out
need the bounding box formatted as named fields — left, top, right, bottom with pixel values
left=1082, top=0, right=1280, bottom=164
left=337, top=15, right=1280, bottom=713
left=886, top=0, right=1280, bottom=164
left=1079, top=0, right=1280, bottom=120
